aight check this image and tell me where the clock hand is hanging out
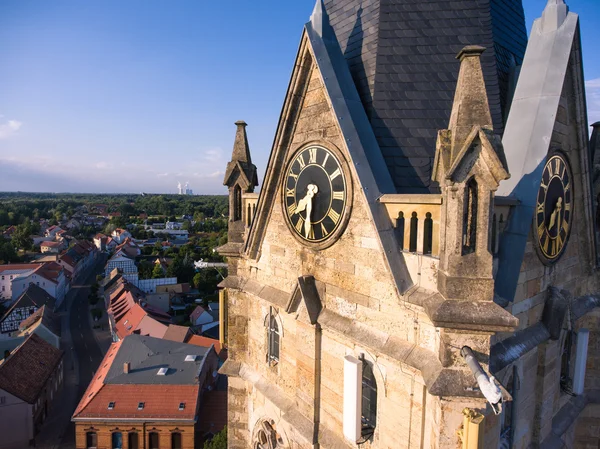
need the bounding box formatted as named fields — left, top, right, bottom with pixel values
left=548, top=196, right=563, bottom=231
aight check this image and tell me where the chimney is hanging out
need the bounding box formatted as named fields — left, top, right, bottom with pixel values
left=124, top=362, right=130, bottom=374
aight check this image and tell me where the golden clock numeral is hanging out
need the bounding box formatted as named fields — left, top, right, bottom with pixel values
left=554, top=158, right=560, bottom=176
left=538, top=222, right=545, bottom=239
left=286, top=188, right=295, bottom=197
left=309, top=148, right=318, bottom=164
left=557, top=234, right=563, bottom=250
left=322, top=153, right=330, bottom=167
left=540, top=181, right=548, bottom=191
left=295, top=216, right=304, bottom=233
left=332, top=191, right=344, bottom=201
left=564, top=182, right=570, bottom=193
left=562, top=221, right=569, bottom=233
left=537, top=202, right=544, bottom=214
left=297, top=154, right=306, bottom=169
left=564, top=202, right=571, bottom=212
left=544, top=237, right=551, bottom=255
left=288, top=171, right=298, bottom=181
left=287, top=203, right=297, bottom=216
left=329, top=168, right=341, bottom=181
left=551, top=239, right=557, bottom=256
left=321, top=223, right=329, bottom=237
left=328, top=209, right=340, bottom=224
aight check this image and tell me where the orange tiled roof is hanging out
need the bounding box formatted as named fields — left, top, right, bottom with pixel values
left=187, top=335, right=222, bottom=356
left=74, top=384, right=199, bottom=420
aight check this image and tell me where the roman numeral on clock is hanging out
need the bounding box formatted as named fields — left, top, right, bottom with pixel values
left=329, top=168, right=341, bottom=181
left=286, top=188, right=295, bottom=197
left=321, top=223, right=329, bottom=237
left=328, top=209, right=340, bottom=224
left=322, top=153, right=330, bottom=167
left=332, top=191, right=344, bottom=201
left=296, top=154, right=306, bottom=169
left=287, top=203, right=297, bottom=216
left=295, top=216, right=304, bottom=233
left=309, top=148, right=317, bottom=164
left=538, top=222, right=545, bottom=239
left=537, top=202, right=544, bottom=214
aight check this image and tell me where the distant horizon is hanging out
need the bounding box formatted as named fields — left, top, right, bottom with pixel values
left=1, top=0, right=599, bottom=194
left=0, top=190, right=228, bottom=196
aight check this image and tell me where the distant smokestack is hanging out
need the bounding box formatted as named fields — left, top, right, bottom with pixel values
left=124, top=362, right=130, bottom=374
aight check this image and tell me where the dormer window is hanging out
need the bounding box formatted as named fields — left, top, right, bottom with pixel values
left=137, top=402, right=145, bottom=410
left=178, top=402, right=185, bottom=411
left=108, top=401, right=115, bottom=410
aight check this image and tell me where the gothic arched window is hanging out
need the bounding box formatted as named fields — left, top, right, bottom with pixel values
left=267, top=311, right=280, bottom=364
left=361, top=360, right=377, bottom=436
left=395, top=212, right=405, bottom=250
left=463, top=178, right=478, bottom=254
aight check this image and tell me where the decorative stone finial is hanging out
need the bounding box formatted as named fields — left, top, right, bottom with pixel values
left=231, top=120, right=252, bottom=165
left=541, top=0, right=569, bottom=32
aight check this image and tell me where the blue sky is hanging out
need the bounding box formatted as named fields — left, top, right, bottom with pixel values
left=1, top=0, right=599, bottom=194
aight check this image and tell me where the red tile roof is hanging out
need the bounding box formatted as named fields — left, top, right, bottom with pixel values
left=0, top=333, right=63, bottom=404
left=163, top=325, right=191, bottom=343
left=0, top=263, right=40, bottom=274
left=190, top=305, right=206, bottom=323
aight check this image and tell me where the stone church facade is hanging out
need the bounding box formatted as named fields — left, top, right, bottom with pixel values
left=218, top=1, right=600, bottom=448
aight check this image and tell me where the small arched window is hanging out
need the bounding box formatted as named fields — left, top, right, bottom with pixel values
left=86, top=431, right=98, bottom=449
left=361, top=360, right=377, bottom=436
left=111, top=432, right=123, bottom=449
left=491, top=213, right=497, bottom=254
left=233, top=185, right=242, bottom=221
left=463, top=178, right=478, bottom=254
left=409, top=212, right=418, bottom=252
left=268, top=310, right=280, bottom=364
left=149, top=432, right=159, bottom=449
left=395, top=212, right=405, bottom=250
left=171, top=432, right=182, bottom=449
left=423, top=212, right=433, bottom=255
left=128, top=433, right=139, bottom=449
left=247, top=203, right=252, bottom=226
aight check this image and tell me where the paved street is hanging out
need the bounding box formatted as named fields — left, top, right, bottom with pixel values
left=35, top=254, right=107, bottom=449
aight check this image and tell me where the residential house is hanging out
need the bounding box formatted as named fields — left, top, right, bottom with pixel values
left=64, top=218, right=81, bottom=231
left=0, top=334, right=64, bottom=449
left=0, top=264, right=40, bottom=302
left=31, top=235, right=53, bottom=246
left=165, top=221, right=184, bottom=230
left=2, top=226, right=16, bottom=240
left=40, top=241, right=63, bottom=254
left=44, top=226, right=62, bottom=238
left=111, top=228, right=132, bottom=245
left=104, top=251, right=137, bottom=284
left=93, top=233, right=108, bottom=251
left=0, top=285, right=56, bottom=339
left=189, top=306, right=219, bottom=335
left=72, top=334, right=220, bottom=449
left=58, top=240, right=97, bottom=282
left=13, top=305, right=61, bottom=349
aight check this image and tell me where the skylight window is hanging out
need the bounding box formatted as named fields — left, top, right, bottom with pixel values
left=157, top=367, right=168, bottom=376
left=138, top=402, right=145, bottom=410
left=108, top=402, right=115, bottom=410
left=179, top=402, right=185, bottom=411
left=185, top=355, right=197, bottom=362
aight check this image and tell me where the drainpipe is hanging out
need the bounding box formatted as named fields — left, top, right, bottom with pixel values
left=460, top=346, right=503, bottom=415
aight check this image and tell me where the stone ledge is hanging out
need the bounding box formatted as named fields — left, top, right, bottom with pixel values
left=422, top=294, right=519, bottom=332
left=378, top=193, right=443, bottom=204
left=216, top=242, right=243, bottom=257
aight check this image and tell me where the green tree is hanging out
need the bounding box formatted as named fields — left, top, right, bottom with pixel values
left=152, top=263, right=164, bottom=279
left=203, top=426, right=226, bottom=449
left=0, top=242, right=19, bottom=263
left=11, top=223, right=32, bottom=251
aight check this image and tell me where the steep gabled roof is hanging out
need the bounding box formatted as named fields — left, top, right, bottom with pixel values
left=495, top=0, right=590, bottom=302
left=0, top=285, right=56, bottom=321
left=0, top=333, right=63, bottom=404
left=243, top=1, right=412, bottom=294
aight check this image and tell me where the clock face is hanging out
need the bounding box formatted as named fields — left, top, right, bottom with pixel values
left=535, top=154, right=573, bottom=263
left=283, top=145, right=348, bottom=244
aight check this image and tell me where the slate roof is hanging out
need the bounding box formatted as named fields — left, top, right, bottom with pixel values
left=0, top=333, right=63, bottom=403
left=18, top=305, right=61, bottom=337
left=1, top=284, right=56, bottom=321
left=323, top=0, right=527, bottom=192
left=104, top=334, right=211, bottom=386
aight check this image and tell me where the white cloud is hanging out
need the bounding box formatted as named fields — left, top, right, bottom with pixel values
left=95, top=161, right=112, bottom=170
left=586, top=78, right=600, bottom=126
left=0, top=119, right=23, bottom=139
left=193, top=171, right=224, bottom=178
left=156, top=172, right=169, bottom=178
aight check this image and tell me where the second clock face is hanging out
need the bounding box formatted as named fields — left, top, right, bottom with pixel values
left=535, top=153, right=573, bottom=263
left=283, top=145, right=348, bottom=244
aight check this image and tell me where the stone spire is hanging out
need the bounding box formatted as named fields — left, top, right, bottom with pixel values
left=223, top=121, right=258, bottom=191
left=541, top=0, right=569, bottom=32
left=446, top=46, right=493, bottom=164
left=591, top=122, right=600, bottom=187
left=231, top=120, right=252, bottom=165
